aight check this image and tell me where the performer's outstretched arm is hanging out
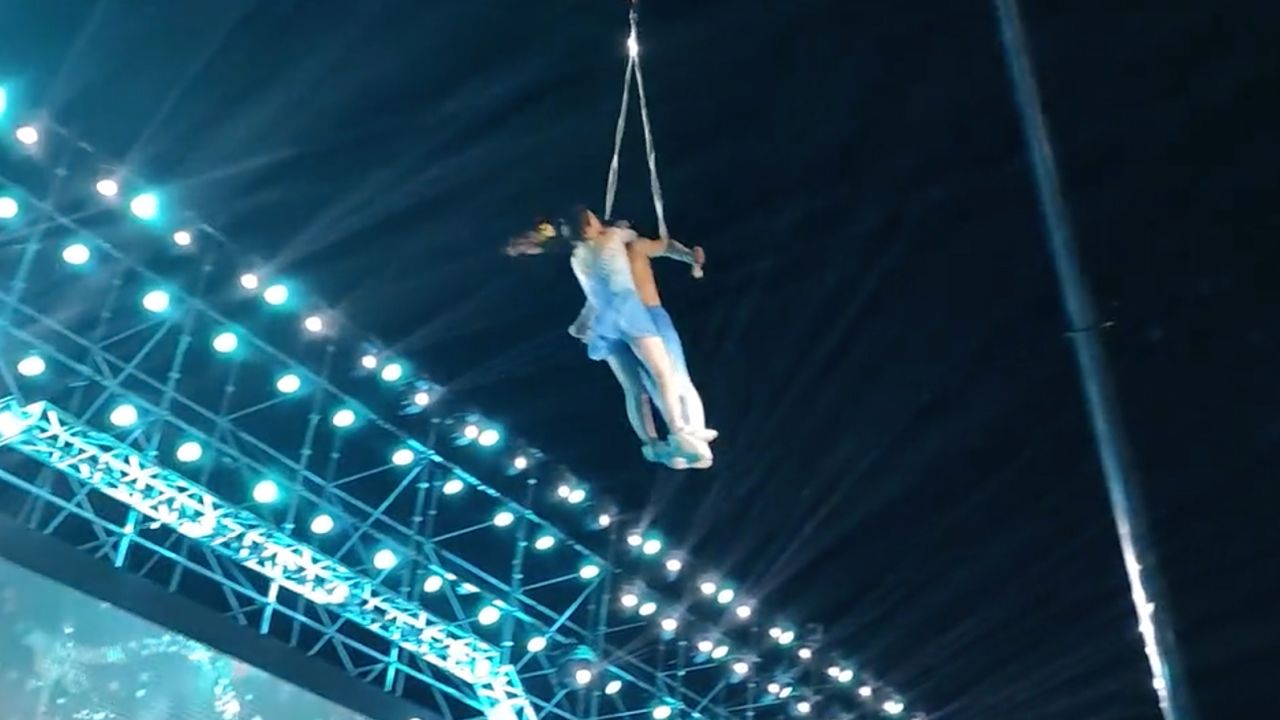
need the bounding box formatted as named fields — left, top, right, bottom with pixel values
left=632, top=236, right=706, bottom=276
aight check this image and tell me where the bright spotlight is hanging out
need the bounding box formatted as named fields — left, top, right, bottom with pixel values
left=412, top=390, right=431, bottom=407
left=567, top=487, right=586, bottom=504
left=141, top=289, right=170, bottom=313
left=711, top=645, right=729, bottom=660
left=660, top=617, right=679, bottom=632
left=262, top=283, right=288, bottom=306
left=175, top=441, right=203, bottom=463
left=735, top=604, right=752, bottom=619
left=638, top=602, right=657, bottom=617
left=252, top=479, right=280, bottom=504
left=95, top=179, right=120, bottom=197
left=797, top=647, right=813, bottom=660
left=766, top=682, right=781, bottom=696
left=858, top=686, right=873, bottom=698
left=493, top=510, right=515, bottom=528
left=716, top=588, right=735, bottom=604
left=239, top=273, right=260, bottom=290
left=533, top=534, right=556, bottom=551
left=696, top=639, right=714, bottom=654
left=596, top=513, right=612, bottom=528
left=526, top=636, right=547, bottom=653
left=778, top=630, right=796, bottom=646
left=778, top=687, right=794, bottom=700
left=641, top=538, right=661, bottom=555
left=211, top=331, right=238, bottom=354
left=16, top=354, right=45, bottom=377
left=0, top=87, right=6, bottom=115
left=732, top=661, right=750, bottom=675
left=620, top=592, right=639, bottom=608
left=380, top=362, right=404, bottom=383
left=303, top=315, right=323, bottom=333
left=171, top=230, right=192, bottom=246
left=626, top=533, right=643, bottom=547
left=360, top=354, right=378, bottom=370
left=512, top=454, right=529, bottom=471
left=15, top=125, right=38, bottom=145
left=604, top=679, right=623, bottom=696
left=768, top=626, right=783, bottom=639
left=331, top=408, right=356, bottom=428
left=373, top=549, right=398, bottom=570
left=477, top=604, right=501, bottom=626
left=275, top=373, right=301, bottom=394
left=477, top=428, right=500, bottom=447
left=883, top=700, right=905, bottom=716
left=578, top=564, right=601, bottom=580
left=422, top=575, right=444, bottom=593
left=310, top=514, right=335, bottom=535
left=665, top=557, right=683, bottom=573
left=573, top=668, right=593, bottom=686
left=699, top=581, right=717, bottom=596
left=129, top=192, right=159, bottom=220
left=838, top=668, right=854, bottom=684
left=556, top=484, right=571, bottom=499
left=0, top=196, right=17, bottom=219
left=391, top=447, right=415, bottom=466
left=652, top=706, right=672, bottom=720
left=463, top=423, right=480, bottom=440
left=61, top=243, right=90, bottom=265
left=442, top=477, right=464, bottom=495
left=108, top=403, right=138, bottom=427
left=796, top=701, right=812, bottom=715
left=827, top=666, right=841, bottom=679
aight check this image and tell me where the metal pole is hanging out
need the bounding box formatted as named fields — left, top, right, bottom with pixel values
left=992, top=2, right=1194, bottom=719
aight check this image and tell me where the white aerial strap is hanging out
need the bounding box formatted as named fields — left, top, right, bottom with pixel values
left=603, top=4, right=669, bottom=240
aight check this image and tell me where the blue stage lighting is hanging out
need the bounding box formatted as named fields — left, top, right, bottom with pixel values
left=512, top=454, right=529, bottom=471
left=171, top=230, right=192, bottom=247
left=412, top=390, right=431, bottom=407
left=15, top=125, right=38, bottom=146
left=360, top=354, right=378, bottom=370
left=16, top=354, right=45, bottom=378
left=567, top=487, right=586, bottom=504
left=422, top=574, right=444, bottom=593
left=493, top=510, right=515, bottom=528
left=211, top=331, right=238, bottom=354
left=858, top=686, right=873, bottom=698
left=141, top=289, right=170, bottom=313
left=108, top=403, right=138, bottom=428
left=239, top=273, right=260, bottom=290
left=700, top=581, right=717, bottom=596
left=574, top=668, right=594, bottom=686
left=735, top=603, right=752, bottom=619
left=620, top=592, right=639, bottom=609
left=477, top=428, right=500, bottom=447
left=96, top=179, right=119, bottom=197
left=373, top=548, right=398, bottom=570
left=252, top=479, right=280, bottom=504
left=717, top=588, right=735, bottom=604
left=665, top=557, right=683, bottom=573
left=533, top=534, right=556, bottom=551
left=379, top=362, right=404, bottom=383
left=579, top=563, right=601, bottom=580
left=604, top=680, right=623, bottom=696
left=303, top=314, right=324, bottom=333
left=275, top=373, right=301, bottom=394
left=0, top=86, right=6, bottom=115
left=462, top=423, right=480, bottom=440
left=331, top=408, right=356, bottom=428
left=712, top=644, right=729, bottom=660
left=883, top=700, right=905, bottom=716
left=796, top=701, right=812, bottom=715
left=838, top=668, right=854, bottom=684
left=309, top=513, right=335, bottom=535
left=477, top=604, right=501, bottom=626
left=0, top=196, right=18, bottom=220
left=129, top=192, right=159, bottom=220
left=638, top=601, right=657, bottom=617
left=526, top=635, right=548, bottom=653
left=652, top=705, right=673, bottom=720
left=596, top=512, right=612, bottom=528
left=175, top=440, right=203, bottom=463
left=391, top=447, right=415, bottom=466
left=442, top=477, right=464, bottom=495
left=696, top=639, right=714, bottom=654
left=641, top=538, right=662, bottom=555
left=732, top=661, right=750, bottom=676
left=262, top=283, right=288, bottom=306
left=660, top=616, right=678, bottom=632
left=61, top=243, right=90, bottom=266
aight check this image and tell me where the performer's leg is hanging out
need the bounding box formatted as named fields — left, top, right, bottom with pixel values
left=649, top=306, right=715, bottom=441
left=630, top=335, right=712, bottom=465
left=605, top=347, right=657, bottom=446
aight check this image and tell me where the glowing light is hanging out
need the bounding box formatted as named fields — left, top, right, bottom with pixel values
left=574, top=668, right=593, bottom=686
left=15, top=125, right=39, bottom=145
left=638, top=601, right=657, bottom=617
left=778, top=687, right=794, bottom=699
left=732, top=661, right=750, bottom=675
left=533, top=534, right=556, bottom=551
left=129, top=193, right=159, bottom=220
left=797, top=647, right=813, bottom=660
left=463, top=423, right=480, bottom=440
left=766, top=682, right=781, bottom=695
left=652, top=706, right=672, bottom=720
left=380, top=362, right=404, bottom=383
left=579, top=564, right=601, bottom=580
left=604, top=680, right=623, bottom=695
left=477, top=604, right=501, bottom=626
left=778, top=630, right=796, bottom=645
left=477, top=428, right=501, bottom=447
left=717, top=588, right=735, bottom=604
left=796, top=701, right=812, bottom=715
left=858, top=686, right=873, bottom=698
left=700, top=581, right=717, bottom=596
left=512, top=455, right=529, bottom=470
left=442, top=478, right=465, bottom=495
left=660, top=617, right=678, bottom=632
left=493, top=510, right=515, bottom=528
left=422, top=575, right=444, bottom=593
left=252, top=480, right=280, bottom=504
left=620, top=592, right=640, bottom=608
left=263, top=284, right=288, bottom=306
left=627, top=32, right=639, bottom=58
left=827, top=666, right=841, bottom=679
left=627, top=533, right=643, bottom=547
left=16, top=354, right=45, bottom=377
left=141, top=289, right=170, bottom=313
left=0, top=196, right=17, bottom=219
left=557, top=484, right=572, bottom=499
left=175, top=441, right=204, bottom=463
left=768, top=626, right=782, bottom=639
left=391, top=447, right=416, bottom=466
left=711, top=645, right=729, bottom=660
left=696, top=639, right=714, bottom=654
left=309, top=514, right=335, bottom=535
left=331, top=408, right=356, bottom=428
left=172, top=230, right=192, bottom=246
left=62, top=243, right=90, bottom=265
left=413, top=390, right=431, bottom=406
left=108, top=403, right=138, bottom=427
left=304, top=315, right=323, bottom=333
left=0, top=87, right=6, bottom=115
left=211, top=331, right=238, bottom=354
left=665, top=557, right=683, bottom=573
left=95, top=179, right=120, bottom=197
left=239, top=273, right=260, bottom=290
left=596, top=513, right=612, bottom=528
left=275, top=373, right=301, bottom=394
left=883, top=700, right=905, bottom=716
left=567, top=487, right=586, bottom=504
left=526, top=636, right=547, bottom=653
left=360, top=354, right=378, bottom=369
left=641, top=538, right=661, bottom=555
left=373, top=549, right=398, bottom=570
left=838, top=668, right=854, bottom=684
left=735, top=604, right=752, bottom=619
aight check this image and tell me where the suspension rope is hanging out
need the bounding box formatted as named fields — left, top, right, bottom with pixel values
left=603, top=4, right=670, bottom=240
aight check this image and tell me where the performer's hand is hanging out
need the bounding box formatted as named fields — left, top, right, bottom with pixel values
left=692, top=246, right=706, bottom=278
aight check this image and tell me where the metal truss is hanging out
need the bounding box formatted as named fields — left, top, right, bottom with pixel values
left=0, top=118, right=915, bottom=720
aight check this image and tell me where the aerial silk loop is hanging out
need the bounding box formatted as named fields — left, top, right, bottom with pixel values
left=603, top=5, right=669, bottom=240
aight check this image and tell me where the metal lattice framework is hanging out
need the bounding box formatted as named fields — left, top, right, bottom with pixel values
left=0, top=81, right=918, bottom=720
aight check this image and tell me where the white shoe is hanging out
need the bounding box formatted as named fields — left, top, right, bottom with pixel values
left=690, top=427, right=718, bottom=443
left=667, top=432, right=712, bottom=469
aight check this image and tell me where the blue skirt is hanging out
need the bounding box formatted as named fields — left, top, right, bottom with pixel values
left=582, top=289, right=660, bottom=361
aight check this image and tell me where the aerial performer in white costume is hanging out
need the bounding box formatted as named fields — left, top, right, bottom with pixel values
left=506, top=208, right=716, bottom=469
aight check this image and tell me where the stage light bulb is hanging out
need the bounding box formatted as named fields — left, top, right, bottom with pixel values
left=263, top=283, right=288, bottom=306
left=652, top=706, right=672, bottom=720
left=512, top=455, right=529, bottom=470
left=360, top=354, right=378, bottom=369
left=442, top=478, right=464, bottom=495
left=422, top=575, right=444, bottom=593
left=665, top=557, right=683, bottom=573
left=556, top=483, right=571, bottom=498
left=838, top=668, right=854, bottom=684
left=883, top=700, right=905, bottom=716
left=766, top=682, right=781, bottom=695
left=0, top=196, right=17, bottom=219
left=252, top=480, right=279, bottom=504
left=15, top=125, right=39, bottom=145
left=175, top=441, right=203, bottom=463
left=660, top=617, right=678, bottom=632
left=778, top=630, right=796, bottom=645
left=827, top=666, right=841, bottom=679
left=95, top=179, right=120, bottom=197
left=373, top=549, right=398, bottom=570
left=732, top=661, right=749, bottom=675
left=172, top=230, right=192, bottom=246
left=768, top=626, right=782, bottom=638
left=534, top=534, right=556, bottom=551
left=526, top=636, right=547, bottom=653
left=16, top=354, right=45, bottom=377
left=310, top=514, right=335, bottom=535
left=797, top=647, right=813, bottom=660
left=380, top=362, right=403, bottom=382
left=778, top=686, right=794, bottom=699
left=567, top=487, right=586, bottom=504
left=212, top=331, right=238, bottom=354
left=141, top=289, right=170, bottom=313
left=711, top=645, right=729, bottom=660
left=700, top=581, right=717, bottom=596
left=627, top=533, right=643, bottom=547
left=391, top=448, right=415, bottom=466
left=596, top=513, right=612, bottom=528
left=477, top=604, right=501, bottom=626
left=638, top=601, right=657, bottom=617
left=579, top=563, right=601, bottom=580
left=239, top=273, right=259, bottom=290
left=0, top=87, right=7, bottom=115
left=331, top=408, right=355, bottom=428
left=463, top=423, right=480, bottom=440
left=796, top=701, right=812, bottom=715
left=129, top=192, right=158, bottom=220
left=696, top=639, right=714, bottom=654
left=276, top=373, right=301, bottom=394
left=493, top=510, right=515, bottom=528
left=604, top=680, right=623, bottom=695
left=304, top=315, right=323, bottom=333
left=858, top=686, right=873, bottom=698
left=477, top=428, right=501, bottom=447
left=642, top=538, right=661, bottom=555
left=620, top=592, right=639, bottom=608
left=717, top=588, right=735, bottom=604
left=62, top=243, right=90, bottom=265
left=108, top=403, right=138, bottom=427
left=735, top=604, right=752, bottom=619
left=574, top=668, right=593, bottom=686
left=413, top=390, right=431, bottom=406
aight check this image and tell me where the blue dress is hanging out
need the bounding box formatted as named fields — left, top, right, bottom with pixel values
left=569, top=229, right=660, bottom=361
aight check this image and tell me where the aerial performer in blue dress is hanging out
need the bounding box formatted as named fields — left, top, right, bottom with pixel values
left=507, top=208, right=716, bottom=469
